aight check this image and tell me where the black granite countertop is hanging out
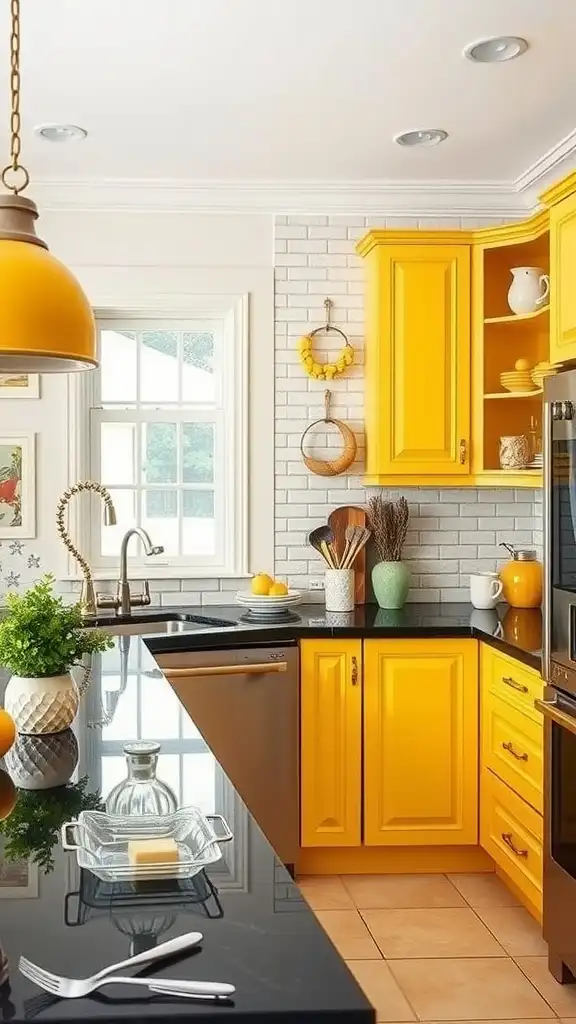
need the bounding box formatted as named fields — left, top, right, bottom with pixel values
left=0, top=637, right=374, bottom=1024
left=122, top=602, right=541, bottom=674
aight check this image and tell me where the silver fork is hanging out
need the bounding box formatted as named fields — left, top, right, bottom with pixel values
left=19, top=959, right=234, bottom=1001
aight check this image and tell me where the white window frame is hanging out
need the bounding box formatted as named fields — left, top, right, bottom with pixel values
left=68, top=296, right=249, bottom=579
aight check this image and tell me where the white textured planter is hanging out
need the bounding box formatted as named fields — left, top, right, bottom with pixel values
left=4, top=729, right=78, bottom=789
left=4, top=672, right=79, bottom=735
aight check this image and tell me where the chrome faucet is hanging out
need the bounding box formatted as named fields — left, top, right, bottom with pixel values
left=98, top=528, right=164, bottom=615
left=56, top=480, right=117, bottom=618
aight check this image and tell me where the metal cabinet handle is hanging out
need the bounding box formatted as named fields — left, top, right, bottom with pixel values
left=351, top=656, right=358, bottom=686
left=502, top=741, right=528, bottom=762
left=459, top=438, right=468, bottom=464
left=165, top=662, right=287, bottom=678
left=535, top=698, right=576, bottom=737
left=502, top=675, right=529, bottom=694
left=501, top=832, right=528, bottom=858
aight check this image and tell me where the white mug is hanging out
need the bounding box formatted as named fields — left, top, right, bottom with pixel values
left=470, top=571, right=503, bottom=610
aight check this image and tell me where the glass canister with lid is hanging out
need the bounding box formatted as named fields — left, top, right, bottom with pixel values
left=105, top=741, right=178, bottom=817
left=498, top=543, right=543, bottom=609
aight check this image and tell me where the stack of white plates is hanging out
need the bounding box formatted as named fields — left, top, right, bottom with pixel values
left=527, top=453, right=543, bottom=470
left=235, top=590, right=302, bottom=616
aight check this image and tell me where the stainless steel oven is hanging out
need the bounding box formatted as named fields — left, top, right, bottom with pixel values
left=543, top=367, right=576, bottom=981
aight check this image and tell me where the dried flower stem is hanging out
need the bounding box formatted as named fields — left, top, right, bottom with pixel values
left=367, top=494, right=409, bottom=562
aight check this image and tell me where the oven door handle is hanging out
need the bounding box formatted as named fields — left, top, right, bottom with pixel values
left=535, top=698, right=576, bottom=736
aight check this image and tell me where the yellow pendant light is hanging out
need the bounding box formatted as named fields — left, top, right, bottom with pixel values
left=0, top=0, right=97, bottom=372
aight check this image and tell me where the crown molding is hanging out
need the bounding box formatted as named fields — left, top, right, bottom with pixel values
left=514, top=127, right=576, bottom=198
left=31, top=176, right=531, bottom=218
left=26, top=127, right=576, bottom=218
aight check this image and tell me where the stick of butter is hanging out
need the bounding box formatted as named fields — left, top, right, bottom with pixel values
left=128, top=838, right=179, bottom=866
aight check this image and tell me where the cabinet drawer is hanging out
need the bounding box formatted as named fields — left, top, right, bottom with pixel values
left=482, top=691, right=543, bottom=813
left=480, top=769, right=542, bottom=916
left=483, top=646, right=543, bottom=722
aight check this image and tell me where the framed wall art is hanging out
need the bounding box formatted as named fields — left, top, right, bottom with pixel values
left=0, top=374, right=39, bottom=399
left=0, top=845, right=39, bottom=899
left=0, top=434, right=36, bottom=539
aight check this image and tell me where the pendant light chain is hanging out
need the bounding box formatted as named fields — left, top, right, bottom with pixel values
left=1, top=0, right=29, bottom=194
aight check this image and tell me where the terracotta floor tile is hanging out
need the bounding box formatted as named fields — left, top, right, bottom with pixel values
left=362, top=907, right=505, bottom=959
left=314, top=909, right=382, bottom=960
left=342, top=873, right=466, bottom=909
left=297, top=875, right=355, bottom=910
left=389, top=957, right=554, bottom=1020
left=447, top=872, right=521, bottom=908
left=346, top=960, right=417, bottom=1022
left=515, top=955, right=576, bottom=1016
left=475, top=906, right=548, bottom=956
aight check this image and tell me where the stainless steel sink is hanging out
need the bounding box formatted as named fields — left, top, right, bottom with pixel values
left=84, top=612, right=237, bottom=637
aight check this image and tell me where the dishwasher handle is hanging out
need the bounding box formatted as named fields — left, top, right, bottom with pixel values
left=165, top=662, right=288, bottom=678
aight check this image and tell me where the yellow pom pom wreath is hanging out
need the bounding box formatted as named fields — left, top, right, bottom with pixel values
left=297, top=335, right=354, bottom=380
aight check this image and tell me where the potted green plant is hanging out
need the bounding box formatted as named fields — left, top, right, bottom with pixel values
left=367, top=495, right=411, bottom=609
left=0, top=575, right=112, bottom=735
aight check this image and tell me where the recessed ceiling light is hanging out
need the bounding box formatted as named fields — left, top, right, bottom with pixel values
left=464, top=36, right=528, bottom=63
left=394, top=129, right=448, bottom=148
left=34, top=124, right=88, bottom=143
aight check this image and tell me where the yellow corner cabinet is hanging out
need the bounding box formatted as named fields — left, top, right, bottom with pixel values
left=356, top=235, right=471, bottom=485
left=542, top=171, right=576, bottom=365
left=356, top=169, right=576, bottom=489
left=300, top=637, right=478, bottom=849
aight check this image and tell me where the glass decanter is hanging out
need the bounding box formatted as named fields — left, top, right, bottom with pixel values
left=106, top=742, right=178, bottom=817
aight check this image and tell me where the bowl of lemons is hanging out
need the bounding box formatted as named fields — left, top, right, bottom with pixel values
left=236, top=573, right=301, bottom=615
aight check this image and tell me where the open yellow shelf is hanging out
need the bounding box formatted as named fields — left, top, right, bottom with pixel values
left=484, top=305, right=549, bottom=325
left=484, top=390, right=543, bottom=400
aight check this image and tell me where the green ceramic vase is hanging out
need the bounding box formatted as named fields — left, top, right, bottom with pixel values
left=371, top=560, right=411, bottom=609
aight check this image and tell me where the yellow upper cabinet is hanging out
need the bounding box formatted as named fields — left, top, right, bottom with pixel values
left=363, top=638, right=478, bottom=846
left=357, top=234, right=471, bottom=485
left=300, top=639, right=362, bottom=848
left=541, top=173, right=576, bottom=365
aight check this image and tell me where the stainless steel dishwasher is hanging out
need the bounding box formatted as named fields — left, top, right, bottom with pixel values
left=155, top=643, right=299, bottom=868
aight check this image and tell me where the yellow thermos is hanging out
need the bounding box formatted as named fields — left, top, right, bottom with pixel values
left=499, top=543, right=543, bottom=609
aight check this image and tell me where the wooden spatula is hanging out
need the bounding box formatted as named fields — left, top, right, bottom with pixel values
left=327, top=505, right=368, bottom=604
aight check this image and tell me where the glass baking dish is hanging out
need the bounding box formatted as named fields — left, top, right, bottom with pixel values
left=61, top=806, right=233, bottom=882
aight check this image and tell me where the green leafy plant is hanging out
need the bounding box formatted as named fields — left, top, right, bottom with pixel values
left=0, top=777, right=103, bottom=871
left=0, top=574, right=113, bottom=677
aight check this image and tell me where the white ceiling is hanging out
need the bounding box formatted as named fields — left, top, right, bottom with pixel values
left=1, top=0, right=575, bottom=192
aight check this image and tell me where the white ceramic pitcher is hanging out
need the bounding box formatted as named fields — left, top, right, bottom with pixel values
left=508, top=266, right=550, bottom=315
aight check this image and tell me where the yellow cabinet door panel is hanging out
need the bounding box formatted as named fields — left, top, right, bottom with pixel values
left=482, top=690, right=543, bottom=813
left=365, top=244, right=471, bottom=477
left=480, top=768, right=542, bottom=917
left=300, top=639, right=362, bottom=847
left=364, top=638, right=478, bottom=846
left=551, top=192, right=576, bottom=364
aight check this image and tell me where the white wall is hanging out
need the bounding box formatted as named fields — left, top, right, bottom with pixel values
left=0, top=210, right=274, bottom=601
left=0, top=205, right=542, bottom=605
left=274, top=214, right=542, bottom=602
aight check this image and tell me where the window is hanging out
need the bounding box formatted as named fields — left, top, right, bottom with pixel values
left=76, top=304, right=247, bottom=577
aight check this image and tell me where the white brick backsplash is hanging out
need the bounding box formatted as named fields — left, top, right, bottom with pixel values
left=270, top=213, right=542, bottom=606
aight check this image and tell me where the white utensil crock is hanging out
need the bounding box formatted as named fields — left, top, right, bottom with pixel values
left=470, top=572, right=504, bottom=610
left=3, top=672, right=79, bottom=735
left=507, top=266, right=550, bottom=315
left=325, top=569, right=354, bottom=612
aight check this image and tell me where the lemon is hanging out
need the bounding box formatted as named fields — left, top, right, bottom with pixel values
left=251, top=573, right=274, bottom=596
left=515, top=358, right=531, bottom=371
left=269, top=581, right=288, bottom=596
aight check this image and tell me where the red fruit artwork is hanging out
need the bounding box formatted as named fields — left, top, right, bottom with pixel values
left=0, top=445, right=22, bottom=527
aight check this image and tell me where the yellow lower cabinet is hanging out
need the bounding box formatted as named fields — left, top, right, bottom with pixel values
left=480, top=768, right=543, bottom=917
left=482, top=689, right=543, bottom=813
left=300, top=639, right=362, bottom=847
left=363, top=638, right=479, bottom=845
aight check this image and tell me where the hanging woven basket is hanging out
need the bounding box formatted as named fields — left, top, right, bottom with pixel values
left=300, top=390, right=358, bottom=477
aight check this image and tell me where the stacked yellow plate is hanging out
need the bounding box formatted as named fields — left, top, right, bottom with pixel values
left=500, top=369, right=537, bottom=392
left=531, top=361, right=562, bottom=389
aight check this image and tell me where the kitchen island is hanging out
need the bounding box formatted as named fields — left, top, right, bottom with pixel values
left=0, top=634, right=374, bottom=1024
